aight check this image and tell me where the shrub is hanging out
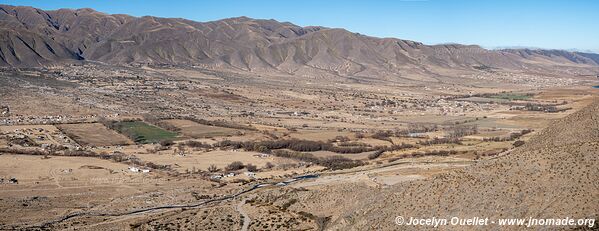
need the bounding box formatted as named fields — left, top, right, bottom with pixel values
left=255, top=145, right=270, bottom=154
left=208, top=164, right=220, bottom=172
left=264, top=162, right=275, bottom=169
left=354, top=132, right=365, bottom=139
left=246, top=164, right=258, bottom=172
left=159, top=140, right=175, bottom=147
left=371, top=130, right=392, bottom=141
left=513, top=140, right=525, bottom=147
left=185, top=140, right=211, bottom=148
left=368, top=150, right=384, bottom=160
left=225, top=161, right=245, bottom=171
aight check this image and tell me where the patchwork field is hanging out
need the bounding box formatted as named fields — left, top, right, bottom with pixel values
left=57, top=123, right=133, bottom=147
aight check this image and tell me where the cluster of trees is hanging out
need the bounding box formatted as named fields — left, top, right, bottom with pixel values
left=271, top=150, right=364, bottom=170
left=406, top=149, right=458, bottom=158
left=370, top=130, right=393, bottom=142
left=483, top=129, right=533, bottom=142
left=382, top=143, right=416, bottom=151
left=417, top=137, right=462, bottom=146
left=184, top=140, right=212, bottom=149
left=522, top=103, right=570, bottom=112
left=211, top=138, right=418, bottom=164
left=232, top=139, right=415, bottom=154
left=446, top=92, right=535, bottom=101
left=446, top=125, right=478, bottom=139
left=394, top=123, right=439, bottom=136
left=475, top=149, right=507, bottom=159
left=215, top=139, right=378, bottom=154
left=358, top=124, right=476, bottom=145
left=328, top=145, right=378, bottom=154
left=370, top=127, right=435, bottom=140
left=336, top=141, right=369, bottom=147
left=217, top=161, right=260, bottom=172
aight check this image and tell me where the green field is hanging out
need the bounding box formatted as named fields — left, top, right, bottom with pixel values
left=114, top=121, right=178, bottom=144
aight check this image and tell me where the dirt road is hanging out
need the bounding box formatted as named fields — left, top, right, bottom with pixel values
left=236, top=199, right=251, bottom=231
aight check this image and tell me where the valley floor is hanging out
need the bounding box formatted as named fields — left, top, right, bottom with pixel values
left=0, top=65, right=598, bottom=230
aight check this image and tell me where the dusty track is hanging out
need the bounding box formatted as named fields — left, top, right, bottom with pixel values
left=236, top=199, right=251, bottom=231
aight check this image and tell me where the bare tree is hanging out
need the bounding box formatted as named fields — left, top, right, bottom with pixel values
left=207, top=164, right=219, bottom=172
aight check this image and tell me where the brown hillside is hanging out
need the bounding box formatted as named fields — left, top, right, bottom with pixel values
left=330, top=99, right=599, bottom=230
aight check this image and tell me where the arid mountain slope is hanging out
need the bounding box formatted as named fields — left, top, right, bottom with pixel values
left=1, top=4, right=598, bottom=78
left=329, top=99, right=599, bottom=230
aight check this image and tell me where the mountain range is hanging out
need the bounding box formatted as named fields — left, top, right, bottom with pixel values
left=1, top=4, right=599, bottom=78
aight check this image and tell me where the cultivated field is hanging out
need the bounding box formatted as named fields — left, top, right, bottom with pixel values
left=112, top=121, right=178, bottom=144
left=57, top=123, right=133, bottom=146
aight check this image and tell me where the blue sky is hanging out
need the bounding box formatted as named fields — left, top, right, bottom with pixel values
left=4, top=0, right=599, bottom=52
